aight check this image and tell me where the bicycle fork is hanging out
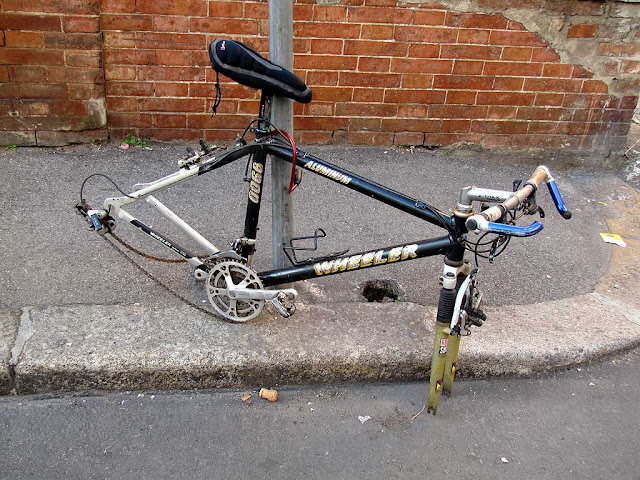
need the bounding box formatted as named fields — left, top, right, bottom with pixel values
left=427, top=259, right=475, bottom=414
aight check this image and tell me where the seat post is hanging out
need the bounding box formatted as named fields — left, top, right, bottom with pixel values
left=259, top=91, right=273, bottom=123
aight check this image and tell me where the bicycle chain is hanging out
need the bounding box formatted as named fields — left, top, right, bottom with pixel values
left=101, top=232, right=222, bottom=320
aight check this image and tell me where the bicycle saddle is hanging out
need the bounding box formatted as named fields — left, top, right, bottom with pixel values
left=209, top=38, right=312, bottom=104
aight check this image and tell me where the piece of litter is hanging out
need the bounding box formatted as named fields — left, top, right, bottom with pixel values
left=358, top=415, right=372, bottom=424
left=600, top=233, right=627, bottom=248
left=577, top=368, right=582, bottom=371
left=546, top=275, right=551, bottom=279
left=589, top=382, right=595, bottom=386
left=137, top=393, right=144, bottom=398
left=259, top=388, right=278, bottom=402
left=241, top=393, right=252, bottom=403
left=150, top=395, right=155, bottom=399
left=501, top=457, right=509, bottom=463
left=120, top=143, right=130, bottom=150
left=597, top=202, right=608, bottom=206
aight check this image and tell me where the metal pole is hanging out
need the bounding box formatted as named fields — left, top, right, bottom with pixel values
left=269, top=0, right=295, bottom=271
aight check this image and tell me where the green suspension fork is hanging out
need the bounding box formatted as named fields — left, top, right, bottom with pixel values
left=427, top=259, right=471, bottom=414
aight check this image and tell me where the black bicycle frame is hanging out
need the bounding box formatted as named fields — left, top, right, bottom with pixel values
left=196, top=137, right=462, bottom=287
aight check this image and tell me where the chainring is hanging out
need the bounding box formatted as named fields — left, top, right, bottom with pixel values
left=206, top=259, right=264, bottom=322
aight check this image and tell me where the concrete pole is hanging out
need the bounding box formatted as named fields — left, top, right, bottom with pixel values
left=269, top=0, right=295, bottom=270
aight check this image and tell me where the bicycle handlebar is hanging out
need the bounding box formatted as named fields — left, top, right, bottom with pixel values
left=465, top=165, right=571, bottom=236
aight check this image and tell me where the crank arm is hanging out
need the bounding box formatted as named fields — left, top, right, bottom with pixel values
left=227, top=287, right=298, bottom=301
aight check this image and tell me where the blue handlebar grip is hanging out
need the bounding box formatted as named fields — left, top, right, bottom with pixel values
left=486, top=221, right=544, bottom=237
left=546, top=180, right=572, bottom=219
left=90, top=214, right=102, bottom=231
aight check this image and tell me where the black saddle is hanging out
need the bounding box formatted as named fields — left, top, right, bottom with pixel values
left=209, top=38, right=312, bottom=104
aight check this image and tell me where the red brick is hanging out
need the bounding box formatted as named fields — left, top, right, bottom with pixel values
left=620, top=96, right=639, bottom=110
left=490, top=30, right=547, bottom=47
left=392, top=58, right=452, bottom=74
left=107, top=82, right=153, bottom=97
left=426, top=133, right=483, bottom=147
left=395, top=132, right=425, bottom=145
left=138, top=66, right=205, bottom=82
left=401, top=74, right=434, bottom=89
left=135, top=0, right=206, bottom=16
left=384, top=89, right=445, bottom=104
left=136, top=32, right=205, bottom=51
left=531, top=48, right=560, bottom=63
left=582, top=80, right=608, bottom=93
left=408, top=44, right=440, bottom=58
left=471, top=120, right=528, bottom=134
left=542, top=64, right=574, bottom=78
left=395, top=26, right=458, bottom=43
left=1, top=0, right=43, bottom=11
left=311, top=39, right=343, bottom=55
left=100, top=0, right=135, bottom=13
left=8, top=65, right=46, bottom=82
left=524, top=78, right=582, bottom=93
left=295, top=54, right=358, bottom=71
left=339, top=72, right=401, bottom=88
left=621, top=60, right=640, bottom=74
left=446, top=90, right=476, bottom=104
left=507, top=20, right=528, bottom=31
left=477, top=91, right=535, bottom=106
left=293, top=4, right=313, bottom=21
left=535, top=93, right=564, bottom=106
left=103, top=31, right=135, bottom=48
left=0, top=48, right=64, bottom=65
left=441, top=119, right=471, bottom=133
left=501, top=47, right=533, bottom=61
left=66, top=51, right=102, bottom=68
left=0, top=12, right=61, bottom=31
left=295, top=22, right=360, bottom=39
left=153, top=16, right=189, bottom=32
left=381, top=118, right=441, bottom=132
left=14, top=100, right=50, bottom=116
left=105, top=64, right=136, bottom=81
left=349, top=6, right=413, bottom=23
left=64, top=16, right=100, bottom=33
left=101, top=14, right=152, bottom=31
left=46, top=32, right=102, bottom=50
left=428, top=104, right=488, bottom=119
left=452, top=60, right=483, bottom=75
left=154, top=83, right=188, bottom=97
left=358, top=57, right=390, bottom=73
left=295, top=116, right=350, bottom=131
left=314, top=5, right=347, bottom=22
left=105, top=49, right=156, bottom=65
left=487, top=106, right=517, bottom=119
left=156, top=50, right=193, bottom=66
left=484, top=61, right=543, bottom=77
left=349, top=117, right=381, bottom=131
left=433, top=75, right=494, bottom=90
left=139, top=97, right=204, bottom=113
left=297, top=131, right=333, bottom=144
left=307, top=71, right=339, bottom=86
left=48, top=66, right=103, bottom=83
left=571, top=65, right=593, bottom=79
left=0, top=82, right=66, bottom=99
left=302, top=102, right=335, bottom=116
left=563, top=94, right=611, bottom=109
left=42, top=0, right=99, bottom=15
left=517, top=107, right=572, bottom=121
left=567, top=24, right=598, bottom=38
left=311, top=86, right=353, bottom=102
left=441, top=45, right=501, bottom=60
left=345, top=40, right=407, bottom=57
left=153, top=114, right=186, bottom=128
left=493, top=77, right=524, bottom=90
left=4, top=31, right=44, bottom=48
left=68, top=84, right=103, bottom=100
left=191, top=17, right=257, bottom=35
left=457, top=29, right=490, bottom=44
left=337, top=103, right=397, bottom=117
left=446, top=12, right=507, bottom=29
left=361, top=24, right=394, bottom=40
left=414, top=9, right=446, bottom=25
left=210, top=1, right=244, bottom=18
left=244, top=2, right=268, bottom=19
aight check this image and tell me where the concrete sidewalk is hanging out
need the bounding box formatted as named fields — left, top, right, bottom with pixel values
left=1, top=143, right=639, bottom=395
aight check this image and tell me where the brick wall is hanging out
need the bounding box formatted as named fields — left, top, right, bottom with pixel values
left=1, top=0, right=638, bottom=155
left=0, top=0, right=107, bottom=146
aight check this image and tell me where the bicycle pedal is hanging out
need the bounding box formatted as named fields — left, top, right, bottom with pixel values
left=271, top=291, right=296, bottom=318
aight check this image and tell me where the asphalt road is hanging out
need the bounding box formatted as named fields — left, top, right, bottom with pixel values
left=0, top=142, right=615, bottom=310
left=1, top=348, right=638, bottom=480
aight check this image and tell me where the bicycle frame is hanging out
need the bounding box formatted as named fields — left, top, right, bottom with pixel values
left=103, top=136, right=467, bottom=287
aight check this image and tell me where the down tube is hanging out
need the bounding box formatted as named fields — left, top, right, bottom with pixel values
left=259, top=236, right=454, bottom=287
